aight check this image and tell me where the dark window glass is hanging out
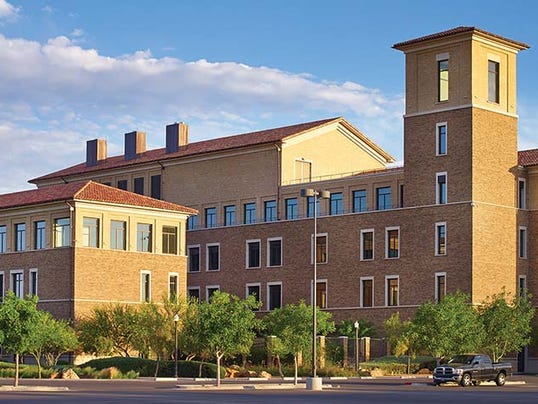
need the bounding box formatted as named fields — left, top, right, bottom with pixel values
left=247, top=241, right=260, bottom=268
left=285, top=198, right=298, bottom=220
left=169, top=275, right=178, bottom=302
left=244, top=203, right=256, bottom=224
left=518, top=180, right=526, bottom=209
left=268, top=239, right=282, bottom=267
left=264, top=200, right=277, bottom=222
left=361, top=279, right=373, bottom=307
left=316, top=282, right=327, bottom=308
left=30, top=271, right=38, bottom=296
left=316, top=235, right=327, bottom=263
left=488, top=60, right=499, bottom=103
left=15, top=223, right=26, bottom=251
left=207, top=287, right=219, bottom=301
left=12, top=272, right=24, bottom=298
left=437, top=124, right=447, bottom=155
left=247, top=285, right=261, bottom=310
left=376, top=187, right=391, bottom=210
left=162, top=226, right=177, bottom=254
left=188, top=246, right=200, bottom=272
left=353, top=190, right=367, bottom=213
left=34, top=221, right=46, bottom=250
left=387, top=229, right=399, bottom=258
left=307, top=196, right=320, bottom=218
left=188, top=288, right=200, bottom=301
left=436, top=275, right=446, bottom=302
left=362, top=231, right=373, bottom=260
left=207, top=245, right=220, bottom=271
left=437, top=174, right=447, bottom=204
left=436, top=224, right=446, bottom=255
left=205, top=208, right=217, bottom=228
left=268, top=284, right=282, bottom=310
left=187, top=215, right=198, bottom=230
left=134, top=177, right=144, bottom=195
left=0, top=225, right=6, bottom=253
left=141, top=272, right=151, bottom=302
left=224, top=205, right=236, bottom=226
left=387, top=278, right=399, bottom=306
left=330, top=193, right=343, bottom=215
left=151, top=175, right=161, bottom=199
left=117, top=180, right=128, bottom=190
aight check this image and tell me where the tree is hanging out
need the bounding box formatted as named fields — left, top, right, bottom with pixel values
left=336, top=318, right=377, bottom=338
left=384, top=312, right=416, bottom=373
left=411, top=292, right=484, bottom=365
left=196, top=292, right=260, bottom=386
left=27, top=311, right=79, bottom=378
left=478, top=290, right=535, bottom=362
left=263, top=301, right=335, bottom=384
left=0, top=292, right=41, bottom=386
left=77, top=304, right=139, bottom=357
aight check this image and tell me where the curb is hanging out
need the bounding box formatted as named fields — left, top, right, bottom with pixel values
left=0, top=385, right=70, bottom=391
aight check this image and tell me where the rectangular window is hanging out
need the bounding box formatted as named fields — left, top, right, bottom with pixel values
left=285, top=198, right=298, bottom=220
left=437, top=123, right=447, bottom=156
left=488, top=60, right=499, bottom=103
left=436, top=173, right=447, bottom=204
left=314, top=234, right=328, bottom=264
left=519, top=276, right=527, bottom=298
left=188, top=246, right=200, bottom=272
left=244, top=203, right=256, bottom=224
left=162, top=226, right=178, bottom=255
left=141, top=271, right=151, bottom=302
left=206, top=285, right=220, bottom=301
left=117, top=179, right=128, bottom=190
left=360, top=229, right=374, bottom=261
left=399, top=184, right=404, bottom=208
left=246, top=240, right=261, bottom=269
left=15, top=223, right=26, bottom=252
left=82, top=217, right=99, bottom=248
left=307, top=196, right=320, bottom=218
left=29, top=269, right=38, bottom=297
left=385, top=227, right=400, bottom=259
left=352, top=190, right=367, bottom=213
left=169, top=273, right=179, bottom=302
left=316, top=281, right=327, bottom=309
left=264, top=200, right=277, bottom=222
left=187, top=215, right=198, bottom=230
left=0, top=225, right=6, bottom=253
left=224, top=205, right=236, bottom=226
left=150, top=174, right=161, bottom=199
left=435, top=273, right=446, bottom=303
left=376, top=187, right=391, bottom=210
left=187, top=287, right=200, bottom=301
left=267, top=237, right=282, bottom=267
left=11, top=271, right=24, bottom=298
left=268, top=283, right=282, bottom=310
left=295, top=159, right=312, bottom=182
left=360, top=277, right=373, bottom=308
left=133, top=177, right=144, bottom=195
left=435, top=222, right=446, bottom=255
left=207, top=243, right=220, bottom=271
left=519, top=226, right=527, bottom=259
left=54, top=218, right=70, bottom=247
left=386, top=276, right=399, bottom=307
left=0, top=272, right=4, bottom=302
left=518, top=179, right=526, bottom=209
left=246, top=283, right=261, bottom=310
left=34, top=221, right=46, bottom=250
left=438, top=59, right=449, bottom=101
left=110, top=220, right=126, bottom=250
left=136, top=223, right=152, bottom=252
left=330, top=192, right=343, bottom=215
left=205, top=207, right=217, bottom=228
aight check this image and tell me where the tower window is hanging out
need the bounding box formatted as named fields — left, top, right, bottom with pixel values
left=438, top=59, right=449, bottom=102
left=488, top=60, right=499, bottom=103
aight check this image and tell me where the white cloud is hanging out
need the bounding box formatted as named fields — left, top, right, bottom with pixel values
left=0, top=33, right=405, bottom=193
left=0, top=0, right=19, bottom=21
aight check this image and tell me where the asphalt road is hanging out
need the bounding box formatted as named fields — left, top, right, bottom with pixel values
left=2, top=376, right=538, bottom=403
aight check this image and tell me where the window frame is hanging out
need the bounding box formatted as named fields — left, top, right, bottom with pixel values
left=436, top=122, right=447, bottom=156
left=140, top=270, right=151, bottom=302
left=34, top=220, right=46, bottom=250
left=264, top=200, right=277, bottom=222
left=315, top=279, right=328, bottom=309
left=518, top=178, right=526, bottom=209
left=136, top=223, right=152, bottom=253
left=0, top=225, right=6, bottom=253
left=29, top=268, right=38, bottom=297
left=244, top=202, right=256, bottom=224
left=438, top=58, right=449, bottom=102
left=205, top=207, right=217, bottom=228
left=435, top=222, right=447, bottom=256
left=246, top=282, right=261, bottom=310
left=110, top=220, right=127, bottom=250
left=285, top=198, right=298, bottom=220
left=187, top=215, right=198, bottom=230
left=168, top=272, right=179, bottom=302
left=187, top=245, right=201, bottom=273
left=0, top=271, right=4, bottom=302
left=187, top=286, right=200, bottom=301
left=436, top=172, right=447, bottom=204
left=246, top=239, right=261, bottom=269
left=15, top=222, right=26, bottom=252
left=117, top=179, right=128, bottom=190
left=360, top=229, right=374, bottom=261
left=206, top=243, right=220, bottom=271
left=488, top=59, right=500, bottom=103
left=10, top=269, right=24, bottom=298
left=519, top=226, right=527, bottom=259
left=312, top=233, right=328, bottom=264
left=53, top=217, right=71, bottom=248
left=385, top=275, right=399, bottom=307
left=267, top=282, right=282, bottom=311
left=150, top=174, right=161, bottom=199
left=376, top=187, right=392, bottom=210
left=224, top=205, right=236, bottom=226
left=352, top=189, right=367, bottom=213
left=162, top=225, right=178, bottom=255
left=133, top=177, right=144, bottom=195
left=82, top=217, right=100, bottom=248
left=518, top=275, right=527, bottom=298
left=360, top=276, right=374, bottom=308
left=385, top=226, right=400, bottom=259
left=267, top=237, right=283, bottom=267
left=330, top=192, right=343, bottom=215
left=435, top=272, right=446, bottom=303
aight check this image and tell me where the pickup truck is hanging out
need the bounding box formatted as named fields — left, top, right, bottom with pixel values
left=433, top=354, right=512, bottom=387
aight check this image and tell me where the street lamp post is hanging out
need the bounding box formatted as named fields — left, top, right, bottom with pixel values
left=173, top=313, right=179, bottom=379
left=354, top=321, right=360, bottom=373
left=301, top=188, right=330, bottom=390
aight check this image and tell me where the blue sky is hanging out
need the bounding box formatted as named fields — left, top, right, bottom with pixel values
left=1, top=0, right=537, bottom=193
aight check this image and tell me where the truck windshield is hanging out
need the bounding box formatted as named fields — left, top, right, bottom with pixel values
left=447, top=355, right=475, bottom=365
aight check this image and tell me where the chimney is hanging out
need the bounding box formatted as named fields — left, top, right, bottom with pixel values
left=124, top=131, right=146, bottom=160
left=86, top=139, right=107, bottom=167
left=166, top=122, right=189, bottom=154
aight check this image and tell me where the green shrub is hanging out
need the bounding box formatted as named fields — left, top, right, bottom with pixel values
left=79, top=357, right=225, bottom=378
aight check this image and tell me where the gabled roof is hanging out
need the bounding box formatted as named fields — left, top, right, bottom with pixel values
left=30, top=117, right=342, bottom=183
left=518, top=149, right=538, bottom=167
left=393, top=26, right=529, bottom=51
left=0, top=181, right=197, bottom=214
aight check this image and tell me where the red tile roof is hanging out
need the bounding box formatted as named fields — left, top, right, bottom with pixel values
left=0, top=181, right=197, bottom=214
left=30, top=117, right=341, bottom=183
left=518, top=149, right=538, bottom=167
left=393, top=26, right=529, bottom=50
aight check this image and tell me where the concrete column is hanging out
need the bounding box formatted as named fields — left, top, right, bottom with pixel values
left=338, top=336, right=349, bottom=367
left=318, top=335, right=326, bottom=369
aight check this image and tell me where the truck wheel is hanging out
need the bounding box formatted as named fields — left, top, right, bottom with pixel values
left=495, top=372, right=506, bottom=386
left=460, top=373, right=472, bottom=387
left=472, top=380, right=481, bottom=386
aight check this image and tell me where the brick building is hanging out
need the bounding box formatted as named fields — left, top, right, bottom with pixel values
left=5, top=27, right=538, bottom=367
left=0, top=181, right=196, bottom=320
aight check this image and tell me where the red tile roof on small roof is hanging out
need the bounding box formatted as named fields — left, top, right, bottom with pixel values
left=518, top=149, right=538, bottom=167
left=30, top=117, right=342, bottom=183
left=0, top=181, right=197, bottom=214
left=393, top=26, right=529, bottom=50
